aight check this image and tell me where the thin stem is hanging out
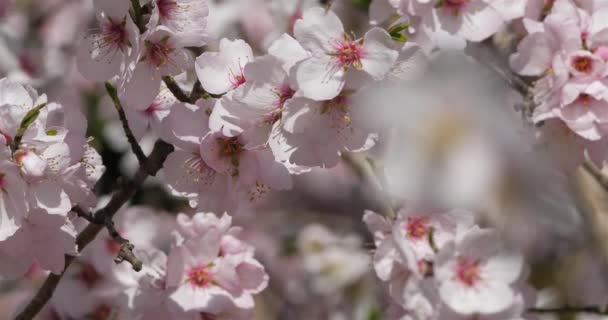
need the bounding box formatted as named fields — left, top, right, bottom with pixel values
left=163, top=76, right=192, bottom=103
left=190, top=79, right=205, bottom=103
left=342, top=153, right=396, bottom=220
left=14, top=140, right=174, bottom=320
left=528, top=306, right=608, bottom=315
left=72, top=206, right=142, bottom=271
left=105, top=81, right=147, bottom=165
left=130, top=0, right=145, bottom=33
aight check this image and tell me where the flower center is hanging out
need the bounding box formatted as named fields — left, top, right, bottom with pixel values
left=217, top=136, right=244, bottom=158
left=331, top=35, right=365, bottom=69
left=188, top=265, right=213, bottom=288
left=142, top=37, right=175, bottom=68
left=405, top=216, right=430, bottom=240
left=99, top=17, right=129, bottom=53
left=145, top=102, right=159, bottom=116
left=75, top=263, right=103, bottom=289
left=157, top=0, right=178, bottom=20
left=229, top=63, right=247, bottom=89
left=576, top=93, right=594, bottom=106
left=277, top=84, right=295, bottom=107
left=90, top=305, right=112, bottom=320
left=445, top=0, right=468, bottom=6
left=438, top=0, right=469, bottom=15
left=572, top=56, right=593, bottom=74
left=200, top=313, right=218, bottom=320
left=185, top=156, right=216, bottom=186
left=455, top=256, right=481, bottom=287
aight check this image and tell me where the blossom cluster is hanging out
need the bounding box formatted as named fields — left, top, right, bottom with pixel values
left=0, top=79, right=104, bottom=278
left=364, top=208, right=533, bottom=320
left=2, top=0, right=608, bottom=318
left=511, top=0, right=608, bottom=141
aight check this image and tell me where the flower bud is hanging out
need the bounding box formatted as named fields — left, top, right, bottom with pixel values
left=15, top=149, right=47, bottom=178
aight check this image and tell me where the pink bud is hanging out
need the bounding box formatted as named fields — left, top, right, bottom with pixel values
left=15, top=149, right=47, bottom=178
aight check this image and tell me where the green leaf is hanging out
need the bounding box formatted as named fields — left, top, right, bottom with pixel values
left=19, top=103, right=47, bottom=130
left=388, top=22, right=409, bottom=43
left=390, top=32, right=408, bottom=43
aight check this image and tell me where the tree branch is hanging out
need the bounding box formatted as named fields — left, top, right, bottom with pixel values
left=14, top=139, right=174, bottom=320
left=189, top=79, right=205, bottom=103
left=72, top=206, right=143, bottom=271
left=162, top=76, right=192, bottom=103
left=105, top=82, right=147, bottom=165
left=130, top=0, right=145, bottom=33
left=528, top=306, right=608, bottom=315
left=342, top=153, right=396, bottom=220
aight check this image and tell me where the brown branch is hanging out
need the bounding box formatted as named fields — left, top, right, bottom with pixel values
left=105, top=82, right=147, bottom=165
left=130, top=0, right=145, bottom=33
left=189, top=79, right=205, bottom=103
left=162, top=76, right=192, bottom=103
left=528, top=306, right=608, bottom=315
left=14, top=139, right=174, bottom=320
left=72, top=206, right=143, bottom=271
left=342, top=153, right=396, bottom=220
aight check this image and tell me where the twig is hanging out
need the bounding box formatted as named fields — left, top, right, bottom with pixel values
left=14, top=140, right=174, bottom=320
left=528, top=306, right=608, bottom=315
left=162, top=76, right=192, bottom=103
left=130, top=0, right=145, bottom=33
left=190, top=79, right=205, bottom=103
left=342, top=153, right=396, bottom=220
left=72, top=206, right=143, bottom=271
left=465, top=42, right=532, bottom=96
left=104, top=82, right=147, bottom=165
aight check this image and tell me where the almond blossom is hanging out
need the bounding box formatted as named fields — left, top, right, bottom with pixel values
left=435, top=227, right=524, bottom=315
left=280, top=88, right=377, bottom=168
left=195, top=38, right=254, bottom=95
left=76, top=0, right=139, bottom=82
left=132, top=212, right=269, bottom=317
left=160, top=99, right=241, bottom=213
left=119, top=26, right=192, bottom=110
left=210, top=54, right=296, bottom=148
left=152, top=0, right=210, bottom=47
left=511, top=0, right=608, bottom=140
left=291, top=7, right=398, bottom=100
left=0, top=209, right=76, bottom=278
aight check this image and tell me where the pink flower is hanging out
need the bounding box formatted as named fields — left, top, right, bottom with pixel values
left=152, top=0, right=210, bottom=47
left=76, top=0, right=139, bottom=82
left=392, top=208, right=474, bottom=276
left=119, top=26, right=192, bottom=110
left=291, top=7, right=398, bottom=100
left=160, top=99, right=242, bottom=213
left=435, top=227, right=524, bottom=315
left=199, top=130, right=293, bottom=197
left=0, top=157, right=29, bottom=241
left=124, top=85, right=178, bottom=140
left=0, top=209, right=76, bottom=278
left=195, top=38, right=254, bottom=95
left=280, top=89, right=377, bottom=168
left=165, top=212, right=268, bottom=314
left=210, top=55, right=296, bottom=149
